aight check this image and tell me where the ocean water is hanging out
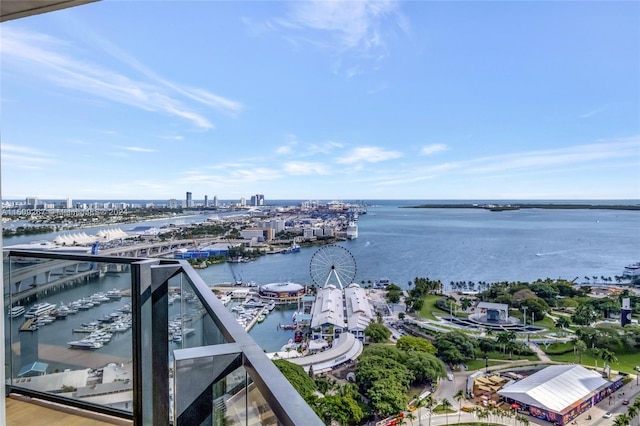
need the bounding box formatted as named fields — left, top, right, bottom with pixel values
left=5, top=202, right=640, bottom=353
left=196, top=204, right=640, bottom=288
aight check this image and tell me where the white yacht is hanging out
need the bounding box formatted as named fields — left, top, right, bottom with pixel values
left=346, top=221, right=358, bottom=240
left=623, top=262, right=640, bottom=277
left=24, top=303, right=56, bottom=318
left=68, top=339, right=103, bottom=349
left=9, top=306, right=25, bottom=318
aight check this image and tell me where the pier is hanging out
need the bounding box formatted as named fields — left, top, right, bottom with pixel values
left=242, top=306, right=266, bottom=332
left=19, top=318, right=36, bottom=332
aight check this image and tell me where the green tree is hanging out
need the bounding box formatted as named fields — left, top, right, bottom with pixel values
left=626, top=405, right=638, bottom=426
left=614, top=414, right=631, bottom=426
left=365, top=322, right=392, bottom=343
left=406, top=352, right=446, bottom=384
left=368, top=377, right=408, bottom=417
left=273, top=359, right=316, bottom=398
left=574, top=340, right=587, bottom=363
left=435, top=331, right=477, bottom=364
left=356, top=355, right=412, bottom=393
left=555, top=316, right=570, bottom=329
left=397, top=335, right=436, bottom=354
left=572, top=303, right=599, bottom=326
left=307, top=394, right=364, bottom=426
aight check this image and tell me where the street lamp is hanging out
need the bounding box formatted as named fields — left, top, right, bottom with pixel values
left=485, top=355, right=489, bottom=374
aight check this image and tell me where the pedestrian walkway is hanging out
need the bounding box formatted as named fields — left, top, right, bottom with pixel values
left=528, top=341, right=552, bottom=362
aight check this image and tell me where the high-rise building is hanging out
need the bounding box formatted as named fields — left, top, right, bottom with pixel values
left=213, top=195, right=218, bottom=207
left=204, top=195, right=208, bottom=207
left=250, top=194, right=265, bottom=206
left=168, top=198, right=178, bottom=209
left=66, top=198, right=73, bottom=209
left=186, top=192, right=193, bottom=208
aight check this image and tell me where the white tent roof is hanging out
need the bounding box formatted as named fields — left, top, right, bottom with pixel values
left=497, top=365, right=607, bottom=413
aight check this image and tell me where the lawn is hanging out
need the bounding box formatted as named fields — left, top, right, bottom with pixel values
left=480, top=350, right=539, bottom=362
left=464, top=358, right=505, bottom=371
left=433, top=404, right=457, bottom=414
left=546, top=351, right=639, bottom=374
left=418, top=294, right=445, bottom=320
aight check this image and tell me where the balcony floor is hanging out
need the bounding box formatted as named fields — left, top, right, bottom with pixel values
left=6, top=394, right=132, bottom=425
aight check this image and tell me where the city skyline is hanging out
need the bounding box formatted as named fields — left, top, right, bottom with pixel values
left=1, top=1, right=639, bottom=200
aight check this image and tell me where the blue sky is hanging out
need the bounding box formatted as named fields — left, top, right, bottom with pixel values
left=1, top=0, right=639, bottom=201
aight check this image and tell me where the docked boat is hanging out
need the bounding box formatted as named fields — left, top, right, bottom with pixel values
left=9, top=306, right=25, bottom=318
left=623, top=262, right=640, bottom=277
left=243, top=299, right=265, bottom=309
left=24, top=303, right=56, bottom=319
left=106, top=289, right=122, bottom=299
left=68, top=339, right=103, bottom=349
left=282, top=243, right=301, bottom=254
left=346, top=221, right=358, bottom=240
left=257, top=314, right=266, bottom=323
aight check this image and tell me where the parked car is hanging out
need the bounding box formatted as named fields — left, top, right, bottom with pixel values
left=623, top=399, right=629, bottom=405
left=603, top=412, right=612, bottom=418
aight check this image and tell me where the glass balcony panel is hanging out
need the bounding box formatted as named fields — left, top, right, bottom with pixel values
left=245, top=374, right=281, bottom=426
left=4, top=251, right=323, bottom=425
left=167, top=272, right=226, bottom=352
left=5, top=253, right=133, bottom=413
left=173, top=346, right=246, bottom=426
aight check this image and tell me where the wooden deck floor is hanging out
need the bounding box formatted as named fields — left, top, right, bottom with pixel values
left=6, top=394, right=132, bottom=426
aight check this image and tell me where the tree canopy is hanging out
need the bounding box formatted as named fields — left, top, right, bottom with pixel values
left=365, top=322, right=392, bottom=343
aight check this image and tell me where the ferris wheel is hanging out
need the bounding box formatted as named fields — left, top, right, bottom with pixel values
left=309, top=244, right=357, bottom=289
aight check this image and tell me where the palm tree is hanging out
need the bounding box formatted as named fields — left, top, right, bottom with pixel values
left=423, top=395, right=435, bottom=426
left=614, top=413, right=631, bottom=426
left=626, top=405, right=638, bottom=426
left=454, top=389, right=465, bottom=425
left=555, top=316, right=570, bottom=329
left=412, top=394, right=426, bottom=426
left=440, top=398, right=453, bottom=426
left=574, top=340, right=587, bottom=363
left=476, top=408, right=489, bottom=426
left=601, top=348, right=618, bottom=373
left=407, top=411, right=417, bottom=426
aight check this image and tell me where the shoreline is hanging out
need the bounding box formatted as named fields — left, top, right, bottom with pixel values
left=404, top=203, right=640, bottom=211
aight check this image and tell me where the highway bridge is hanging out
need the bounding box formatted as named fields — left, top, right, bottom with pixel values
left=3, top=237, right=240, bottom=304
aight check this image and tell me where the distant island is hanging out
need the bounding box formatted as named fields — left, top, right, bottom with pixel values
left=404, top=203, right=640, bottom=211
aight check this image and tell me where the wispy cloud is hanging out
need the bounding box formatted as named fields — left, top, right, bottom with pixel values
left=337, top=146, right=403, bottom=164
left=580, top=107, right=606, bottom=119
left=1, top=27, right=242, bottom=129
left=158, top=135, right=184, bottom=141
left=271, top=0, right=408, bottom=76
left=464, top=138, right=639, bottom=174
left=283, top=161, right=330, bottom=175
left=119, top=146, right=156, bottom=153
left=1, top=144, right=54, bottom=169
left=179, top=166, right=283, bottom=186
left=281, top=0, right=402, bottom=53
left=420, top=144, right=448, bottom=156
left=372, top=136, right=640, bottom=187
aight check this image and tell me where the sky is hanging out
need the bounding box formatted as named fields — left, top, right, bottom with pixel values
left=1, top=0, right=639, bottom=201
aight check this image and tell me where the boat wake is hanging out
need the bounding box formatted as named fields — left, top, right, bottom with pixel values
left=535, top=249, right=572, bottom=257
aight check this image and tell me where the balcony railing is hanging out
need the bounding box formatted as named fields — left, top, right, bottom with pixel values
left=3, top=249, right=322, bottom=425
